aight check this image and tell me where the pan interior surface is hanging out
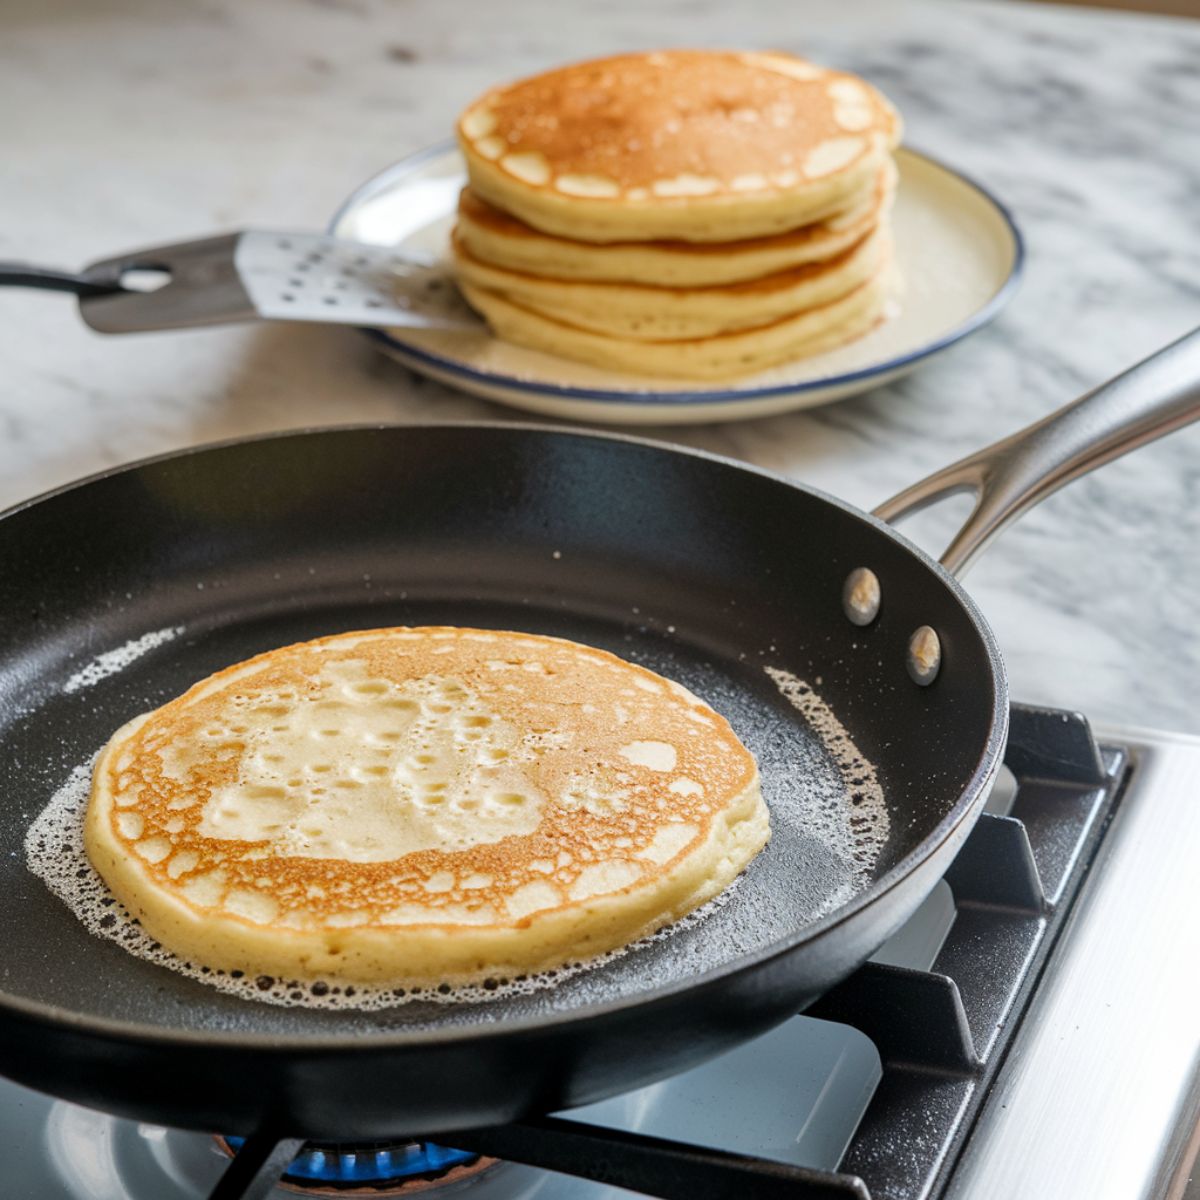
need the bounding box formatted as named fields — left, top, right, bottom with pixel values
left=0, top=426, right=1001, bottom=1041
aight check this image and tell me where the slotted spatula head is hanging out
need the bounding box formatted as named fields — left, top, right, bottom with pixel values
left=77, top=231, right=482, bottom=333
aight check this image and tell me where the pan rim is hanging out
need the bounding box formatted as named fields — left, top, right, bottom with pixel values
left=0, top=421, right=1008, bottom=1050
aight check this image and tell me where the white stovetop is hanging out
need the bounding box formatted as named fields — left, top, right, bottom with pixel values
left=2, top=0, right=1199, bottom=731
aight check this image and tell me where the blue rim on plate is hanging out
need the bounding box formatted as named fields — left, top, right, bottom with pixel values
left=330, top=140, right=1025, bottom=410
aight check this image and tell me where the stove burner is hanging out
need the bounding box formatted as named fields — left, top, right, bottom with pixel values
left=218, top=1136, right=495, bottom=1195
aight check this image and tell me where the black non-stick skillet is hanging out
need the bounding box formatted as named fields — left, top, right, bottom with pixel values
left=0, top=329, right=1197, bottom=1200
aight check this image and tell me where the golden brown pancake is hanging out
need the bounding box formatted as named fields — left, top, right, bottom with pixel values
left=451, top=224, right=889, bottom=340
left=454, top=163, right=894, bottom=286
left=85, top=627, right=769, bottom=985
left=458, top=255, right=894, bottom=380
left=457, top=50, right=900, bottom=243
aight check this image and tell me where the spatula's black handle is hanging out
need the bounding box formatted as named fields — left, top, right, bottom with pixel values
left=0, top=262, right=123, bottom=298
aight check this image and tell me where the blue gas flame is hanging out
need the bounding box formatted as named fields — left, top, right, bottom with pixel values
left=224, top=1138, right=477, bottom=1185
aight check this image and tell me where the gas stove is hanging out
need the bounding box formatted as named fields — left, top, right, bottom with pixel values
left=5, top=706, right=1198, bottom=1200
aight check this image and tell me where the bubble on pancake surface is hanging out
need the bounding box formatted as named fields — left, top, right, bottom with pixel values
left=474, top=135, right=506, bottom=161
left=555, top=173, right=622, bottom=199
left=500, top=151, right=551, bottom=187
left=460, top=105, right=497, bottom=140
left=829, top=79, right=876, bottom=132
left=740, top=51, right=827, bottom=82
left=192, top=661, right=546, bottom=864
left=802, top=136, right=867, bottom=179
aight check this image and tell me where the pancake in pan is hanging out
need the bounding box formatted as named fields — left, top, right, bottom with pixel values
left=84, top=627, right=769, bottom=986
left=457, top=50, right=901, bottom=243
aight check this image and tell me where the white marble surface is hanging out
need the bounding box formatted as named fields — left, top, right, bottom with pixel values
left=1, top=0, right=1198, bottom=731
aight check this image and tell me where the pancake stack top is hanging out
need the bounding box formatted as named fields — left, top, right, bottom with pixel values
left=452, top=50, right=902, bottom=380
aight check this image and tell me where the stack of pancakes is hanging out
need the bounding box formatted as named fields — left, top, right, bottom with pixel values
left=452, top=50, right=901, bottom=380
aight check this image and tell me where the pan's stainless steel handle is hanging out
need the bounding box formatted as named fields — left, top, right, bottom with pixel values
left=873, top=326, right=1200, bottom=578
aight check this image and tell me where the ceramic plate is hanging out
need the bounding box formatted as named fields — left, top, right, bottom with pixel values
left=331, top=143, right=1023, bottom=425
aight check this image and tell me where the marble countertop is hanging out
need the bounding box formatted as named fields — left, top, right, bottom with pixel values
left=2, top=0, right=1198, bottom=732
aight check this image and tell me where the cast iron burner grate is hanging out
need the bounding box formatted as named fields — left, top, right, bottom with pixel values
left=212, top=704, right=1125, bottom=1200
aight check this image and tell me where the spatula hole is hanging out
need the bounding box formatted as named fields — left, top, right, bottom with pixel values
left=119, top=267, right=172, bottom=293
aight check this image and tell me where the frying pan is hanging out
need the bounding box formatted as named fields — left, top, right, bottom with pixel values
left=0, top=328, right=1197, bottom=1192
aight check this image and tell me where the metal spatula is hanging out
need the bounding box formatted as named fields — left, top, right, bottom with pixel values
left=0, top=230, right=481, bottom=333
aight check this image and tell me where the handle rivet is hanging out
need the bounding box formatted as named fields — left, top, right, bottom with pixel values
left=907, top=626, right=941, bottom=686
left=842, top=568, right=881, bottom=626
